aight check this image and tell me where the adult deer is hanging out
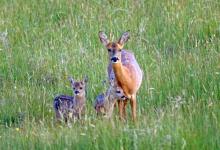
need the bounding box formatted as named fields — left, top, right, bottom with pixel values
left=98, top=31, right=143, bottom=121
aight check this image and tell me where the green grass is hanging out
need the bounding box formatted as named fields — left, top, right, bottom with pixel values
left=0, top=0, right=220, bottom=149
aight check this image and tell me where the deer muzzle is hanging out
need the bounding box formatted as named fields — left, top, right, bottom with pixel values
left=111, top=57, right=119, bottom=63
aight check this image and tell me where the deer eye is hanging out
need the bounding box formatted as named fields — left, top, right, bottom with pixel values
left=80, top=87, right=83, bottom=90
left=119, top=49, right=122, bottom=52
left=73, top=87, right=76, bottom=90
left=108, top=49, right=111, bottom=52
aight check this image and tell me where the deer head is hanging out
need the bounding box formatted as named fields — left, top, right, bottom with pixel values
left=99, top=31, right=130, bottom=64
left=69, top=76, right=88, bottom=97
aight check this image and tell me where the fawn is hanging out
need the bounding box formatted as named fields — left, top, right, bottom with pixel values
left=54, top=77, right=87, bottom=123
left=99, top=31, right=143, bottom=121
left=94, top=76, right=127, bottom=118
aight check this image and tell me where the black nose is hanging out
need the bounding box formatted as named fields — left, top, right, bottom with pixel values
left=111, top=57, right=119, bottom=62
left=116, top=90, right=121, bottom=93
left=74, top=91, right=79, bottom=94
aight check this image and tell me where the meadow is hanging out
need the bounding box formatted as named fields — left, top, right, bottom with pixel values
left=0, top=0, right=219, bottom=149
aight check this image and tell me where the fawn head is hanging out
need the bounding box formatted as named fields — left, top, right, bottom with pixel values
left=109, top=76, right=127, bottom=100
left=109, top=71, right=127, bottom=100
left=69, top=76, right=88, bottom=97
left=99, top=31, right=130, bottom=63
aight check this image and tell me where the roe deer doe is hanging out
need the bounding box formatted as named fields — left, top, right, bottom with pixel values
left=54, top=77, right=87, bottom=123
left=99, top=31, right=143, bottom=121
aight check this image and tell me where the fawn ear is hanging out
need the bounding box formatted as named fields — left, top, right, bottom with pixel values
left=102, top=80, right=107, bottom=86
left=108, top=76, right=115, bottom=86
left=99, top=31, right=109, bottom=46
left=118, top=31, right=130, bottom=46
left=68, top=77, right=74, bottom=86
left=83, top=76, right=88, bottom=83
left=109, top=80, right=114, bottom=86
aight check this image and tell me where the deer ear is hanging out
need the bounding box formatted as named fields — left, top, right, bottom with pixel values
left=109, top=78, right=115, bottom=87
left=83, top=76, right=88, bottom=83
left=102, top=80, right=107, bottom=86
left=99, top=31, right=109, bottom=46
left=118, top=31, right=130, bottom=46
left=68, top=77, right=74, bottom=86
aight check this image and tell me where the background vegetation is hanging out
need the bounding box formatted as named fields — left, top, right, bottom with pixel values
left=0, top=0, right=219, bottom=149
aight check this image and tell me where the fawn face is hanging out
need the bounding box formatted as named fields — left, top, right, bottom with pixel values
left=115, top=86, right=127, bottom=100
left=109, top=76, right=127, bottom=100
left=99, top=31, right=130, bottom=64
left=69, top=77, right=88, bottom=97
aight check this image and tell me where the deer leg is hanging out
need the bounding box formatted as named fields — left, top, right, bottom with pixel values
left=130, top=95, right=137, bottom=121
left=123, top=100, right=128, bottom=120
left=110, top=100, right=117, bottom=116
left=118, top=100, right=123, bottom=120
left=56, top=110, right=64, bottom=123
left=105, top=99, right=116, bottom=119
left=78, top=112, right=81, bottom=120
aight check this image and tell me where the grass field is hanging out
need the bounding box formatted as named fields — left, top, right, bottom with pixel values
left=0, top=0, right=220, bottom=149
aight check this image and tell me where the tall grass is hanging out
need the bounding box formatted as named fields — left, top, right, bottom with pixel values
left=0, top=0, right=219, bottom=149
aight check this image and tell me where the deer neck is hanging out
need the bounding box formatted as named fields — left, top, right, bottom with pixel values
left=74, top=94, right=86, bottom=104
left=112, top=62, right=126, bottom=86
